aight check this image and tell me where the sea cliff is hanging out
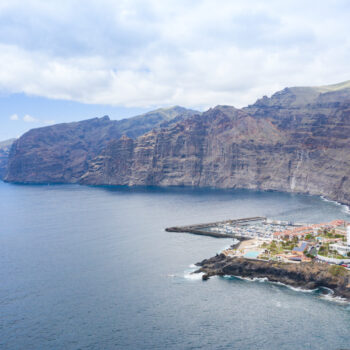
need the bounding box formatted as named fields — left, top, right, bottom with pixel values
left=4, top=81, right=350, bottom=205
left=81, top=82, right=350, bottom=205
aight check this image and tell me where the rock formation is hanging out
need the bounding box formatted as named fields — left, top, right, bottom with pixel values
left=5, top=81, right=350, bottom=205
left=81, top=81, right=350, bottom=205
left=196, top=254, right=350, bottom=300
left=0, top=138, right=15, bottom=179
left=5, top=107, right=198, bottom=183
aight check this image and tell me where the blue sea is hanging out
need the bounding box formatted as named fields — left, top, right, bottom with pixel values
left=0, top=182, right=349, bottom=350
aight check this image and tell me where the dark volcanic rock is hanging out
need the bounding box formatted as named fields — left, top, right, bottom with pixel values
left=81, top=82, right=350, bottom=205
left=0, top=138, right=15, bottom=179
left=5, top=107, right=198, bottom=184
left=5, top=81, right=350, bottom=206
left=197, top=254, right=350, bottom=300
left=6, top=116, right=116, bottom=183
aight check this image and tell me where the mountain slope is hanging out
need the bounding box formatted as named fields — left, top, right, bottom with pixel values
left=81, top=82, right=350, bottom=205
left=5, top=107, right=199, bottom=183
left=5, top=81, right=350, bottom=205
left=0, top=138, right=16, bottom=179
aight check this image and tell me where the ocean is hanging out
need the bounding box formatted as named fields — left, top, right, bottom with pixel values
left=0, top=182, right=349, bottom=350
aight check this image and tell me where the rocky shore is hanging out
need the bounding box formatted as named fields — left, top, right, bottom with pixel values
left=196, top=254, right=350, bottom=300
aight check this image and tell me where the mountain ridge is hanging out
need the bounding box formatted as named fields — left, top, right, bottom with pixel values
left=4, top=106, right=199, bottom=183
left=4, top=81, right=350, bottom=206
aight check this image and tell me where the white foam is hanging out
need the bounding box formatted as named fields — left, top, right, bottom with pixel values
left=223, top=275, right=268, bottom=283
left=183, top=264, right=204, bottom=280
left=224, top=275, right=317, bottom=292
left=320, top=294, right=349, bottom=304
left=273, top=281, right=317, bottom=293
left=184, top=271, right=204, bottom=280
left=320, top=196, right=350, bottom=215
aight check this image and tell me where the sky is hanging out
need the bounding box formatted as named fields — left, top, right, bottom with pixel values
left=1, top=0, right=350, bottom=140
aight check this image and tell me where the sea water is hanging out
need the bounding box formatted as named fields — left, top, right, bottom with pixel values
left=0, top=182, right=349, bottom=350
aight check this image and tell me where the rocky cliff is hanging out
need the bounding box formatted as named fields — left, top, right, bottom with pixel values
left=196, top=254, right=350, bottom=300
left=0, top=138, right=15, bottom=179
left=81, top=81, right=350, bottom=205
left=5, top=107, right=198, bottom=183
left=5, top=81, right=350, bottom=205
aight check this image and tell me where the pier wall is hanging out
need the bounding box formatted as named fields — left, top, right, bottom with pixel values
left=165, top=217, right=266, bottom=239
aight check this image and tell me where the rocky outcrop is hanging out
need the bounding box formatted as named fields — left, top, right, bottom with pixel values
left=196, top=254, right=350, bottom=300
left=5, top=107, right=198, bottom=183
left=0, top=138, right=15, bottom=179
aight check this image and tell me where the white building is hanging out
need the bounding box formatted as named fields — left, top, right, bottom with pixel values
left=329, top=225, right=350, bottom=257
left=329, top=243, right=350, bottom=256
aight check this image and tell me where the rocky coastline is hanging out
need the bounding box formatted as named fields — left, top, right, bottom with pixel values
left=196, top=254, right=350, bottom=300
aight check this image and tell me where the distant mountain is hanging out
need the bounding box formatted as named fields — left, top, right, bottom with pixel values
left=5, top=106, right=199, bottom=183
left=81, top=81, right=350, bottom=205
left=246, top=80, right=350, bottom=110
left=0, top=138, right=16, bottom=179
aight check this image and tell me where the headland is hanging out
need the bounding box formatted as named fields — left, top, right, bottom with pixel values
left=167, top=216, right=350, bottom=300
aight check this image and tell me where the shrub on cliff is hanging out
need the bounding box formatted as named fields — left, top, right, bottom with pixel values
left=328, top=265, right=347, bottom=277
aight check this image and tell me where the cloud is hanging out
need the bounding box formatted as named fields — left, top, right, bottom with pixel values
left=43, top=120, right=55, bottom=125
left=9, top=113, right=55, bottom=125
left=23, top=114, right=39, bottom=123
left=0, top=0, right=349, bottom=109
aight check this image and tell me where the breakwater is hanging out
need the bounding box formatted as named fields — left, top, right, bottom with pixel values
left=165, top=216, right=266, bottom=239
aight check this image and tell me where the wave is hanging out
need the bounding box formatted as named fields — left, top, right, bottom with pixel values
left=320, top=196, right=350, bottom=215
left=184, top=270, right=204, bottom=280
left=183, top=264, right=204, bottom=280
left=273, top=281, right=317, bottom=293
left=319, top=294, right=349, bottom=304
left=222, top=274, right=349, bottom=303
left=223, top=275, right=268, bottom=283
left=223, top=275, right=318, bottom=293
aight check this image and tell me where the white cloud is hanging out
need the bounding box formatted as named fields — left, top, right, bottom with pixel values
left=9, top=113, right=55, bottom=125
left=23, top=114, right=39, bottom=123
left=0, top=0, right=348, bottom=109
left=43, top=120, right=55, bottom=125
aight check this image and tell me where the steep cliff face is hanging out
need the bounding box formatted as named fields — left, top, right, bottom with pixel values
left=81, top=106, right=285, bottom=187
left=0, top=138, right=15, bottom=179
left=5, top=107, right=198, bottom=183
left=81, top=83, right=350, bottom=205
left=5, top=81, right=350, bottom=205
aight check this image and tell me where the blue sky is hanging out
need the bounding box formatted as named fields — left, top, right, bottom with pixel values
left=1, top=0, right=350, bottom=140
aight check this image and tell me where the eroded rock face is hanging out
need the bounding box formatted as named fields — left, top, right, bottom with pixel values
left=6, top=116, right=117, bottom=183
left=5, top=82, right=350, bottom=205
left=0, top=139, right=15, bottom=179
left=196, top=254, right=350, bottom=300
left=5, top=107, right=198, bottom=184
left=82, top=85, right=350, bottom=205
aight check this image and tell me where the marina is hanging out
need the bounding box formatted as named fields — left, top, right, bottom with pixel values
left=165, top=217, right=304, bottom=240
left=166, top=216, right=350, bottom=267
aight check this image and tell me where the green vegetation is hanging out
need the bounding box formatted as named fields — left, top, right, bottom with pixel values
left=328, top=265, right=347, bottom=277
left=318, top=243, right=345, bottom=259
left=320, top=229, right=344, bottom=239
left=281, top=240, right=294, bottom=251
left=305, top=233, right=315, bottom=241
left=316, top=80, right=350, bottom=93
